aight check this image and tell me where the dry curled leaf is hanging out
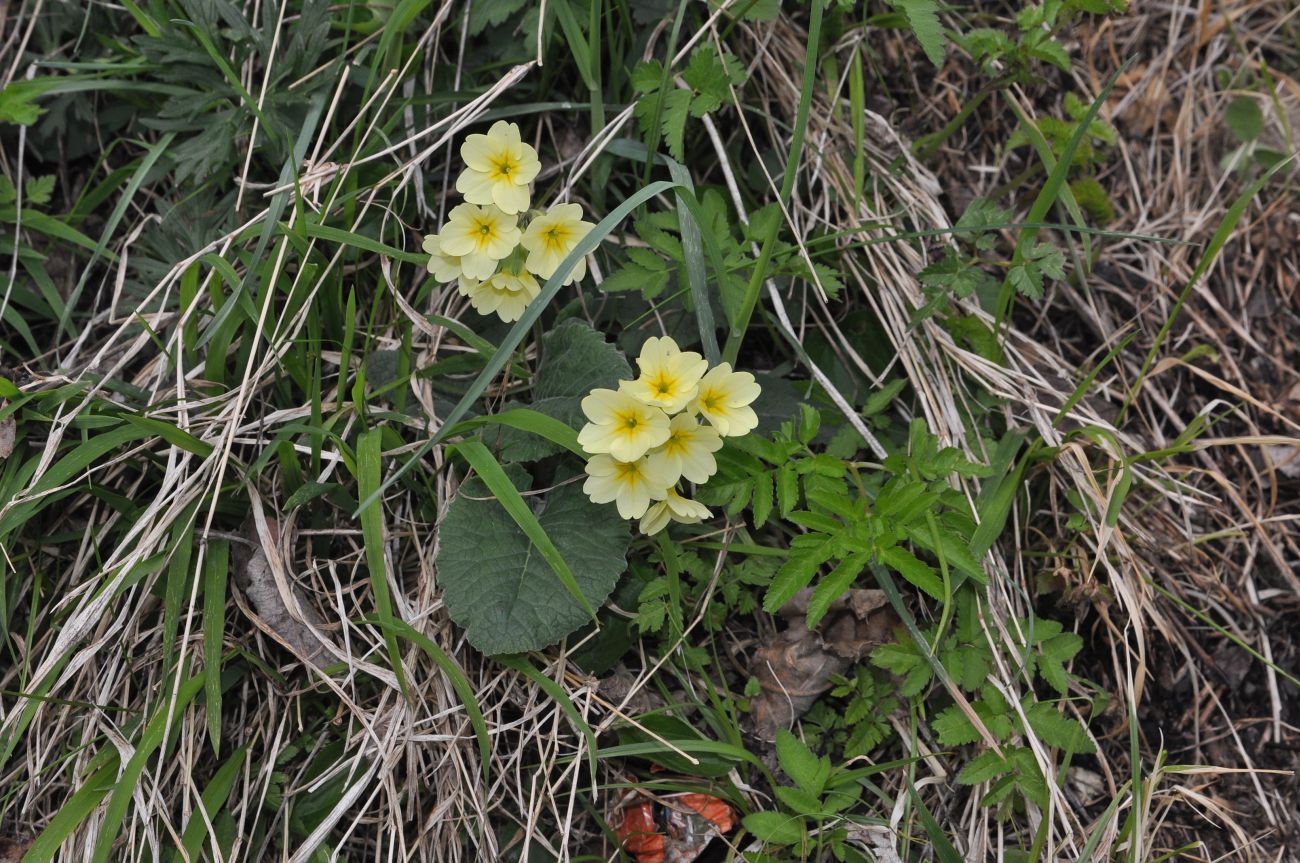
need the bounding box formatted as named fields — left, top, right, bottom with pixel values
left=750, top=588, right=895, bottom=741
left=230, top=517, right=332, bottom=668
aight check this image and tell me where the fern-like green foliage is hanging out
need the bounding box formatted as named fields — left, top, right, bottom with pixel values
left=631, top=44, right=744, bottom=162
left=888, top=0, right=945, bottom=65
left=702, top=416, right=990, bottom=621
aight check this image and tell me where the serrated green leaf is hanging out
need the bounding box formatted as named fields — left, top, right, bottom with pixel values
left=751, top=471, right=774, bottom=528
left=933, top=705, right=981, bottom=746
left=436, top=467, right=630, bottom=654
left=1007, top=263, right=1044, bottom=299
left=659, top=88, right=693, bottom=163
left=1037, top=630, right=1082, bottom=693
left=810, top=263, right=844, bottom=300
left=625, top=245, right=668, bottom=271
left=905, top=526, right=987, bottom=585
left=600, top=262, right=670, bottom=296
left=871, top=640, right=934, bottom=696
left=1068, top=176, right=1116, bottom=223
left=775, top=728, right=828, bottom=794
left=24, top=175, right=55, bottom=205
left=889, top=0, right=945, bottom=65
left=806, top=552, right=868, bottom=628
left=763, top=534, right=835, bottom=612
left=742, top=811, right=806, bottom=846
left=1028, top=37, right=1071, bottom=71
left=920, top=253, right=993, bottom=300
left=774, top=785, right=823, bottom=816
left=957, top=749, right=1014, bottom=785
left=878, top=545, right=945, bottom=600
left=1024, top=701, right=1095, bottom=753
left=0, top=81, right=45, bottom=126
left=630, top=60, right=664, bottom=93
left=1027, top=242, right=1066, bottom=280
left=776, top=462, right=799, bottom=516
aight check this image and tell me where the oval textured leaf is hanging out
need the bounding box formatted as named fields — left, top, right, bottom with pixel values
left=436, top=473, right=631, bottom=654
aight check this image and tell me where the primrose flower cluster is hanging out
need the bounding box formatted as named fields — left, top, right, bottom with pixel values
left=422, top=121, right=595, bottom=323
left=580, top=336, right=761, bottom=535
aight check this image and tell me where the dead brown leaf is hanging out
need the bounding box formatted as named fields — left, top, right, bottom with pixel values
left=749, top=588, right=895, bottom=740
left=0, top=416, right=13, bottom=460
left=230, top=518, right=332, bottom=668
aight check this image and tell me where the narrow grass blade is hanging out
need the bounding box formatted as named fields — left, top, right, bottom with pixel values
left=672, top=187, right=722, bottom=364
left=22, top=757, right=120, bottom=863
left=167, top=746, right=247, bottom=863
left=996, top=65, right=1128, bottom=324
left=600, top=139, right=722, bottom=361
left=54, top=131, right=174, bottom=341
left=374, top=617, right=492, bottom=784
left=497, top=653, right=598, bottom=773
left=446, top=408, right=583, bottom=457
left=355, top=429, right=409, bottom=695
left=118, top=415, right=214, bottom=458
left=161, top=504, right=198, bottom=678
left=723, top=0, right=824, bottom=365
left=451, top=440, right=597, bottom=621
left=301, top=220, right=427, bottom=265
left=910, top=786, right=965, bottom=863
left=552, top=0, right=597, bottom=90
left=91, top=675, right=206, bottom=863
left=202, top=539, right=229, bottom=754
left=1119, top=154, right=1294, bottom=422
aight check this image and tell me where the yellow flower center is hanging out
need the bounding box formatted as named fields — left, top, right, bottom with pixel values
left=616, top=461, right=641, bottom=481
left=652, top=373, right=674, bottom=396
left=545, top=226, right=568, bottom=249
left=493, top=157, right=516, bottom=179
left=699, top=391, right=719, bottom=412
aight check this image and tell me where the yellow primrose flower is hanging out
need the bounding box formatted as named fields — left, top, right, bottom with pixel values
left=520, top=203, right=595, bottom=284
left=461, top=267, right=540, bottom=323
left=456, top=120, right=541, bottom=215
left=422, top=233, right=462, bottom=282
left=639, top=488, right=711, bottom=535
left=620, top=336, right=708, bottom=413
left=437, top=203, right=521, bottom=280
left=584, top=453, right=675, bottom=519
left=646, top=413, right=722, bottom=484
left=577, top=389, right=671, bottom=463
left=691, top=363, right=761, bottom=436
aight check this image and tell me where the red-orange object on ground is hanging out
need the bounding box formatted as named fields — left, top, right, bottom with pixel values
left=614, top=793, right=736, bottom=863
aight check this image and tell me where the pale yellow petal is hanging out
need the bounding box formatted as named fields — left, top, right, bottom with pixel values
left=580, top=389, right=624, bottom=424
left=639, top=501, right=672, bottom=535
left=615, top=480, right=652, bottom=519
left=492, top=180, right=531, bottom=215
left=455, top=168, right=496, bottom=206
